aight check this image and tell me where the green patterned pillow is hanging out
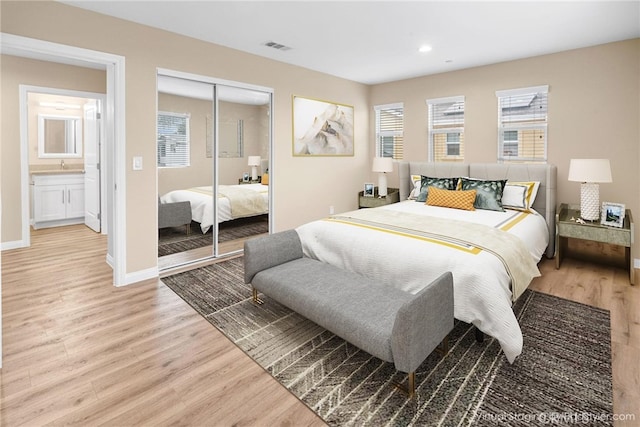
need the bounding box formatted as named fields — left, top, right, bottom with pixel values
left=416, top=176, right=458, bottom=202
left=460, top=178, right=507, bottom=211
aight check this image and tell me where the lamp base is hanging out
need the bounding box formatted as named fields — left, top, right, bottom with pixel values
left=378, top=173, right=388, bottom=197
left=580, top=183, right=600, bottom=221
left=251, top=166, right=258, bottom=181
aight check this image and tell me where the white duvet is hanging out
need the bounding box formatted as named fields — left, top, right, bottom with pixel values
left=295, top=201, right=549, bottom=363
left=160, top=184, right=268, bottom=233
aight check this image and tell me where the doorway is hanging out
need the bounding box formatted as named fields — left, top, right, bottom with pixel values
left=156, top=70, right=273, bottom=271
left=1, top=32, right=126, bottom=285
left=21, top=87, right=106, bottom=234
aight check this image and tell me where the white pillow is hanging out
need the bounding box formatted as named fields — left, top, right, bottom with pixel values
left=502, top=181, right=540, bottom=212
left=407, top=174, right=422, bottom=199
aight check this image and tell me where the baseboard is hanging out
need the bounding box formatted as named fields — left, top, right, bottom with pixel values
left=1, top=240, right=27, bottom=251
left=106, top=253, right=114, bottom=269
left=119, top=266, right=159, bottom=287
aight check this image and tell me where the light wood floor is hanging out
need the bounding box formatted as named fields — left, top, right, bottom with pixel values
left=1, top=225, right=638, bottom=426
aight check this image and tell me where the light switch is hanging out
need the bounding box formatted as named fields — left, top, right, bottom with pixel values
left=133, top=156, right=143, bottom=171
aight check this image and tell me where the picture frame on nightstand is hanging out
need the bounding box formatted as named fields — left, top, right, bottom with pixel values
left=601, top=202, right=625, bottom=228
left=363, top=183, right=374, bottom=197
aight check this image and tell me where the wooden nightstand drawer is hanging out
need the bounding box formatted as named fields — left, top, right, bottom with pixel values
left=558, top=221, right=632, bottom=246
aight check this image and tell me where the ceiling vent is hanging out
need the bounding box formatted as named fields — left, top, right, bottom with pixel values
left=264, top=41, right=292, bottom=51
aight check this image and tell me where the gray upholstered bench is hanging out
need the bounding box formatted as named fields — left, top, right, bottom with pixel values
left=244, top=229, right=454, bottom=398
left=158, top=199, right=192, bottom=234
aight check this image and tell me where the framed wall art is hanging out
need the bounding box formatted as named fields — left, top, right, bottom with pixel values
left=292, top=95, right=354, bottom=156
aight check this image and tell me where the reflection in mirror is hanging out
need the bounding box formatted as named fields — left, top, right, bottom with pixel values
left=157, top=76, right=214, bottom=268
left=157, top=73, right=272, bottom=271
left=38, top=114, right=83, bottom=158
left=216, top=85, right=271, bottom=258
left=218, top=118, right=243, bottom=158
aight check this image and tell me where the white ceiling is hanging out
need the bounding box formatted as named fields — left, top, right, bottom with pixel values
left=62, top=1, right=640, bottom=85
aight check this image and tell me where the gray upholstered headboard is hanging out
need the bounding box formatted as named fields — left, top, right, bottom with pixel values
left=397, top=161, right=557, bottom=259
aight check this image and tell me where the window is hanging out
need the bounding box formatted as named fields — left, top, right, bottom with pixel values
left=427, top=96, right=465, bottom=162
left=157, top=111, right=190, bottom=167
left=374, top=103, right=403, bottom=159
left=496, top=85, right=548, bottom=162
left=446, top=132, right=460, bottom=156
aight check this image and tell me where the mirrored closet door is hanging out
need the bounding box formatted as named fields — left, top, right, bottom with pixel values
left=157, top=72, right=272, bottom=270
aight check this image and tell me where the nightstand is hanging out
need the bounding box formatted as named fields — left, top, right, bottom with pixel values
left=238, top=178, right=260, bottom=184
left=556, top=203, right=634, bottom=284
left=358, top=187, right=400, bottom=208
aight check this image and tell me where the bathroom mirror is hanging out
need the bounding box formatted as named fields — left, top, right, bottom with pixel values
left=38, top=114, right=83, bottom=158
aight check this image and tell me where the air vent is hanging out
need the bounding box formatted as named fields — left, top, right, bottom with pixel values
left=264, top=41, right=292, bottom=51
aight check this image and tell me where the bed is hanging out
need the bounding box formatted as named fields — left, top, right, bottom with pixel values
left=295, top=162, right=556, bottom=363
left=160, top=183, right=268, bottom=234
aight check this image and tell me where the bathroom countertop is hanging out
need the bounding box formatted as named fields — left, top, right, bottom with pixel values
left=30, top=169, right=85, bottom=175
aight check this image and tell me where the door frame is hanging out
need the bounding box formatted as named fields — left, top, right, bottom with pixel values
left=19, top=86, right=107, bottom=233
left=2, top=33, right=127, bottom=286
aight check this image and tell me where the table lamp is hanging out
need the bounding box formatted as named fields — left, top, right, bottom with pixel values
left=568, top=158, right=612, bottom=221
left=372, top=157, right=394, bottom=197
left=248, top=156, right=261, bottom=181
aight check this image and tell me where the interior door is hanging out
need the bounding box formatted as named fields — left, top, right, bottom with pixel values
left=83, top=100, right=101, bottom=232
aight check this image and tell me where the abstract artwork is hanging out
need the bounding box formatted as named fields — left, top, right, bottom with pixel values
left=292, top=95, right=354, bottom=156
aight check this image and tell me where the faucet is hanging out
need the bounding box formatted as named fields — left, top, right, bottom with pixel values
left=60, top=159, right=65, bottom=170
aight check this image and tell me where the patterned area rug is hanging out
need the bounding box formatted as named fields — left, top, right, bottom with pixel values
left=162, top=257, right=613, bottom=426
left=158, top=215, right=268, bottom=257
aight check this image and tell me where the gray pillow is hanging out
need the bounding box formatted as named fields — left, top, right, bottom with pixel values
left=460, top=178, right=507, bottom=211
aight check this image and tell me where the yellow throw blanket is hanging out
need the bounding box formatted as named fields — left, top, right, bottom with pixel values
left=330, top=208, right=540, bottom=301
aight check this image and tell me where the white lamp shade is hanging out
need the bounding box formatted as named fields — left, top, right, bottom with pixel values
left=568, top=159, right=612, bottom=183
left=247, top=156, right=261, bottom=167
left=372, top=157, right=393, bottom=173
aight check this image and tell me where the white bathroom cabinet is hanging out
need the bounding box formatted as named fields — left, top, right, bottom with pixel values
left=31, top=173, right=84, bottom=229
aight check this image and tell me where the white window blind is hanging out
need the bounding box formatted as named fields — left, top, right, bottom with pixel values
left=374, top=103, right=404, bottom=159
left=157, top=111, right=190, bottom=167
left=496, top=85, right=548, bottom=162
left=427, top=95, right=465, bottom=162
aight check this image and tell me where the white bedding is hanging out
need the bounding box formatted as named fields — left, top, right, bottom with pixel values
left=295, top=200, right=549, bottom=363
left=160, top=184, right=268, bottom=233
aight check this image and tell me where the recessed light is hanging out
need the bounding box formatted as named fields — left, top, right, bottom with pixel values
left=418, top=45, right=432, bottom=53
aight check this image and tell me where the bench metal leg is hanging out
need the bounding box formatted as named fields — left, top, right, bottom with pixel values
left=252, top=288, right=264, bottom=305
left=395, top=371, right=416, bottom=399
left=435, top=336, right=449, bottom=357
left=395, top=335, right=450, bottom=399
